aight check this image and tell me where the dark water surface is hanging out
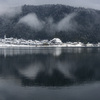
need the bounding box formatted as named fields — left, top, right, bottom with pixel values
left=0, top=47, right=100, bottom=100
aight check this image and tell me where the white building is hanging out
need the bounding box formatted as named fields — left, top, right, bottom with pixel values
left=49, top=38, right=62, bottom=45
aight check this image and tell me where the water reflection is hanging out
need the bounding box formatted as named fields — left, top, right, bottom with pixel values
left=0, top=47, right=100, bottom=100
left=0, top=79, right=100, bottom=100
left=0, top=47, right=100, bottom=86
left=0, top=47, right=89, bottom=56
left=0, top=47, right=63, bottom=56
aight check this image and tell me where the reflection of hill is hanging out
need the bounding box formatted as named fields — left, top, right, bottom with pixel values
left=21, top=70, right=74, bottom=86
left=0, top=48, right=100, bottom=86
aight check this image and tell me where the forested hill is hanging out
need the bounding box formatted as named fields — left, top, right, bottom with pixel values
left=0, top=4, right=100, bottom=43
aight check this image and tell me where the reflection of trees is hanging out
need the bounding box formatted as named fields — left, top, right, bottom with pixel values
left=0, top=48, right=100, bottom=86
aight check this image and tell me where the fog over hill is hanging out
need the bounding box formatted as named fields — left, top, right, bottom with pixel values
left=0, top=4, right=100, bottom=43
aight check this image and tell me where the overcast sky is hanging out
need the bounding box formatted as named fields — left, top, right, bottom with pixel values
left=1, top=0, right=100, bottom=10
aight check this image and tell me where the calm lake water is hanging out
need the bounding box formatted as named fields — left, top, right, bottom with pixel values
left=0, top=47, right=100, bottom=100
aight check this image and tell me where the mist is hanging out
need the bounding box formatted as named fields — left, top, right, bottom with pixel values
left=57, top=13, right=77, bottom=31
left=18, top=13, right=45, bottom=31
left=0, top=4, right=22, bottom=18
left=45, top=13, right=77, bottom=32
left=18, top=12, right=77, bottom=32
left=1, top=0, right=100, bottom=10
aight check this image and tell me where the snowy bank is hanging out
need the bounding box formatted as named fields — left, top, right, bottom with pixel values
left=0, top=37, right=100, bottom=48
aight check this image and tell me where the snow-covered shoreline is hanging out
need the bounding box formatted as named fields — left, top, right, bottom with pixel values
left=0, top=37, right=100, bottom=48
left=0, top=43, right=100, bottom=48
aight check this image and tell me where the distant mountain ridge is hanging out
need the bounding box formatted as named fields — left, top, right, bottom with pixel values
left=0, top=4, right=100, bottom=43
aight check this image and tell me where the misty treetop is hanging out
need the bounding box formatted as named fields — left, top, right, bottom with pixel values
left=0, top=4, right=100, bottom=43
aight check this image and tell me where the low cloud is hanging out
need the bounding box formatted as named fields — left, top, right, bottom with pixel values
left=18, top=12, right=77, bottom=32
left=2, top=0, right=100, bottom=10
left=0, top=4, right=22, bottom=18
left=18, top=13, right=45, bottom=31
left=45, top=17, right=57, bottom=34
left=57, top=13, right=77, bottom=31
left=45, top=13, right=77, bottom=33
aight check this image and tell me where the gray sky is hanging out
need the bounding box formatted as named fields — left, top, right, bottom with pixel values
left=0, top=0, right=100, bottom=10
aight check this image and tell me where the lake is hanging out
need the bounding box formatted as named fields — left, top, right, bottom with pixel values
left=0, top=47, right=100, bottom=100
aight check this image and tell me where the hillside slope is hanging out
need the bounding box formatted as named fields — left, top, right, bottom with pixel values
left=0, top=4, right=100, bottom=43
